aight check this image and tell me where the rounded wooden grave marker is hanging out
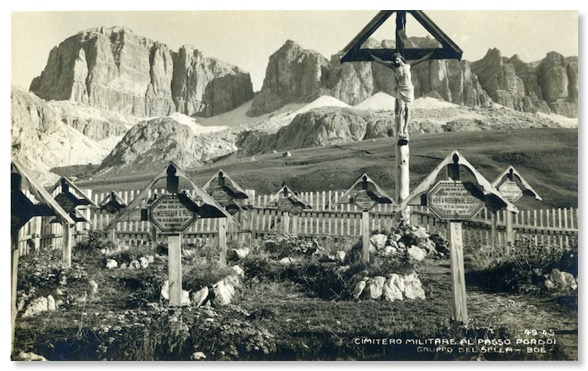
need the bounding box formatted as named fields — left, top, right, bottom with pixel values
left=149, top=194, right=197, bottom=233
left=498, top=180, right=523, bottom=203
left=427, top=181, right=484, bottom=220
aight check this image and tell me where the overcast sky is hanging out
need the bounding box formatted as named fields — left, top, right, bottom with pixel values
left=8, top=6, right=581, bottom=91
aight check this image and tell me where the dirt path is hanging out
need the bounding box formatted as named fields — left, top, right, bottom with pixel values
left=422, top=260, right=578, bottom=360
left=467, top=290, right=578, bottom=360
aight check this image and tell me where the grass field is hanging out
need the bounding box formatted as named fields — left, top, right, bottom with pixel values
left=72, top=128, right=578, bottom=209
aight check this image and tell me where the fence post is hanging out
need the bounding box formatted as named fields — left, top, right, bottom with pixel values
left=558, top=208, right=563, bottom=249
left=32, top=217, right=42, bottom=253
left=491, top=211, right=497, bottom=250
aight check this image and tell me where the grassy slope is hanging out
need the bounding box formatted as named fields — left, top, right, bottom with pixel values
left=78, top=128, right=578, bottom=209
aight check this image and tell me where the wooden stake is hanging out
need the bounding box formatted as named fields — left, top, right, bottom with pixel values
left=11, top=233, right=19, bottom=354
left=396, top=135, right=411, bottom=222
left=168, top=234, right=183, bottom=306
left=62, top=223, right=72, bottom=268
left=506, top=211, right=514, bottom=255
left=449, top=221, right=468, bottom=326
left=218, top=218, right=227, bottom=267
left=151, top=225, right=157, bottom=247
left=362, top=210, right=370, bottom=263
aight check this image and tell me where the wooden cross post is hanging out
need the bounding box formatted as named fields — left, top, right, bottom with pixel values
left=446, top=156, right=468, bottom=326
left=167, top=233, right=183, bottom=306
left=492, top=166, right=540, bottom=255
left=62, top=222, right=73, bottom=268
left=11, top=163, right=75, bottom=354
left=218, top=218, right=227, bottom=267
left=505, top=211, right=514, bottom=255
left=338, top=174, right=394, bottom=264
left=166, top=167, right=183, bottom=306
left=362, top=210, right=371, bottom=263
left=395, top=11, right=411, bottom=224
left=396, top=131, right=411, bottom=223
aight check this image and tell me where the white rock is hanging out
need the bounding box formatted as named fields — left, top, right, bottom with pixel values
left=232, top=265, right=245, bottom=278
left=225, top=273, right=242, bottom=289
left=213, top=280, right=233, bottom=306
left=192, top=352, right=207, bottom=360
left=335, top=250, right=346, bottom=263
left=22, top=297, right=49, bottom=318
left=192, top=287, right=209, bottom=308
left=105, top=259, right=118, bottom=269
left=89, top=280, right=99, bottom=295
left=370, top=234, right=388, bottom=250
left=407, top=246, right=427, bottom=261
left=352, top=277, right=369, bottom=300
left=181, top=290, right=191, bottom=306
left=365, top=276, right=386, bottom=299
left=47, top=295, right=56, bottom=311
left=16, top=351, right=48, bottom=361
left=161, top=281, right=170, bottom=300
left=403, top=272, right=426, bottom=300
left=230, top=247, right=250, bottom=260
left=382, top=246, right=397, bottom=256
left=279, top=257, right=301, bottom=265
left=383, top=274, right=404, bottom=302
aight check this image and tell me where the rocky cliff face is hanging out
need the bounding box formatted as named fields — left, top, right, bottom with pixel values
left=95, top=117, right=237, bottom=177
left=250, top=40, right=331, bottom=115
left=252, top=38, right=576, bottom=118
left=535, top=52, right=578, bottom=118
left=472, top=49, right=578, bottom=117
left=30, top=26, right=254, bottom=118
left=172, top=45, right=255, bottom=117
left=11, top=85, right=123, bottom=184
left=253, top=38, right=494, bottom=114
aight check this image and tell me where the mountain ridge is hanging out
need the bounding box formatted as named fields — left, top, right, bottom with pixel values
left=12, top=27, right=579, bottom=185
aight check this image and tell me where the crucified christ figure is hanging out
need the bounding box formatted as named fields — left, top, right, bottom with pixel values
left=369, top=51, right=433, bottom=139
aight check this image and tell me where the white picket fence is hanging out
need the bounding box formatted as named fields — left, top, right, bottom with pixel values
left=15, top=189, right=578, bottom=257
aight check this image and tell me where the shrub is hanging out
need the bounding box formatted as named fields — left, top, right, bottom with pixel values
left=467, top=238, right=578, bottom=295
left=261, top=234, right=322, bottom=258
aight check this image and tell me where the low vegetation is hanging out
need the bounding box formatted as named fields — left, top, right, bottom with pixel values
left=13, top=225, right=577, bottom=361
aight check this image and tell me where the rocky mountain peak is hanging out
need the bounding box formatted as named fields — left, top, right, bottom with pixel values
left=249, top=40, right=330, bottom=115
left=30, top=26, right=254, bottom=118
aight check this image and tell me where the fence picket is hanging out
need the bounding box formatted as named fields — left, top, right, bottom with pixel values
left=14, top=184, right=579, bottom=257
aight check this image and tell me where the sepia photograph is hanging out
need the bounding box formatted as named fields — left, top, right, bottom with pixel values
left=5, top=1, right=583, bottom=363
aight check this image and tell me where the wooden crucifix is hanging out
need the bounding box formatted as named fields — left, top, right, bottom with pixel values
left=339, top=10, right=463, bottom=223
left=335, top=173, right=394, bottom=263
